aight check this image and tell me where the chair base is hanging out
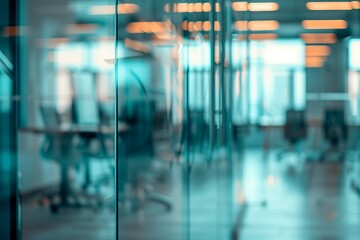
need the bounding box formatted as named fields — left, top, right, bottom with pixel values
left=118, top=184, right=172, bottom=212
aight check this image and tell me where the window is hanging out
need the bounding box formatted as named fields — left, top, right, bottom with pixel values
left=348, top=39, right=360, bottom=123
left=232, top=39, right=306, bottom=125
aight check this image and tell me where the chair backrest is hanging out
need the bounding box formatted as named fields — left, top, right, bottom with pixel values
left=284, top=109, right=307, bottom=142
left=120, top=99, right=155, bottom=154
left=70, top=70, right=100, bottom=126
left=39, top=105, right=61, bottom=128
left=323, top=109, right=347, bottom=141
left=39, top=105, right=80, bottom=164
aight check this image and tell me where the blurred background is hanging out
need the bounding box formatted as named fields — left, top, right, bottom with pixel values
left=0, top=0, right=360, bottom=239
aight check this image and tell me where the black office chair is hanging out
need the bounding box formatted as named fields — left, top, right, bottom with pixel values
left=118, top=99, right=172, bottom=211
left=38, top=105, right=93, bottom=213
left=175, top=110, right=208, bottom=162
left=319, top=109, right=348, bottom=161
left=278, top=110, right=307, bottom=160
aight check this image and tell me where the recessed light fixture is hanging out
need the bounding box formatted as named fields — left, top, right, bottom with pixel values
left=249, top=20, right=279, bottom=31
left=306, top=56, right=324, bottom=67
left=306, top=45, right=331, bottom=57
left=351, top=1, right=360, bottom=9
left=89, top=4, right=139, bottom=15
left=306, top=2, right=352, bottom=10
left=232, top=2, right=279, bottom=11
left=249, top=33, right=278, bottom=40
left=301, top=33, right=337, bottom=44
left=302, top=20, right=347, bottom=29
left=65, top=24, right=98, bottom=34
left=248, top=2, right=279, bottom=11
left=127, top=22, right=167, bottom=34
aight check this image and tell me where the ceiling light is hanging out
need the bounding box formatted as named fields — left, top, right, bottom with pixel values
left=235, top=21, right=248, bottom=31
left=306, top=2, right=352, bottom=10
left=302, top=20, right=347, bottom=29
left=306, top=45, right=331, bottom=56
left=351, top=1, right=360, bottom=9
left=89, top=4, right=138, bottom=15
left=249, top=33, right=277, bottom=40
left=301, top=33, right=337, bottom=44
left=65, top=24, right=97, bottom=34
left=306, top=56, right=324, bottom=67
left=127, top=22, right=166, bottom=34
left=248, top=20, right=279, bottom=31
left=232, top=2, right=248, bottom=11
left=248, top=2, right=279, bottom=11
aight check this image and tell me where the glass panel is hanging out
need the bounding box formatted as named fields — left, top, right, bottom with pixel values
left=348, top=39, right=360, bottom=124
left=19, top=0, right=116, bottom=239
left=0, top=0, right=18, bottom=239
left=115, top=1, right=186, bottom=239
left=115, top=1, right=247, bottom=239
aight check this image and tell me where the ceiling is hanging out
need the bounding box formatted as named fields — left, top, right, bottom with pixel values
left=24, top=0, right=360, bottom=41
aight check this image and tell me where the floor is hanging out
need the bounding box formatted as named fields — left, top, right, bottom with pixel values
left=21, top=148, right=360, bottom=240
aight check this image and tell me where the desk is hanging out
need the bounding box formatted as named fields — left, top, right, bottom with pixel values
left=19, top=123, right=129, bottom=135
left=19, top=123, right=129, bottom=212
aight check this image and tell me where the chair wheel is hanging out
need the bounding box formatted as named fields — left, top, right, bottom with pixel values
left=50, top=204, right=59, bottom=214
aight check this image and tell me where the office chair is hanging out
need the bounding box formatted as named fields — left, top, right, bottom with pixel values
left=70, top=70, right=112, bottom=191
left=278, top=110, right=307, bottom=160
left=118, top=99, right=172, bottom=211
left=175, top=110, right=208, bottom=162
left=319, top=109, right=348, bottom=161
left=38, top=105, right=97, bottom=213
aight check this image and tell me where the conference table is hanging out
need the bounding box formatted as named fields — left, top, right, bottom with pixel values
left=19, top=123, right=129, bottom=213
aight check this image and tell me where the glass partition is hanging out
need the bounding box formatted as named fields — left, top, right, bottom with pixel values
left=348, top=39, right=360, bottom=123
left=115, top=0, right=245, bottom=239
left=19, top=0, right=116, bottom=239
left=0, top=0, right=19, bottom=238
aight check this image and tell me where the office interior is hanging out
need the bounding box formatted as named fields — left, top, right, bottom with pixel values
left=0, top=0, right=360, bottom=239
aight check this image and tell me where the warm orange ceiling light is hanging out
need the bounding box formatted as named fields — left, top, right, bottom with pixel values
left=169, top=2, right=220, bottom=13
left=232, top=2, right=248, bottom=11
left=89, top=4, right=139, bottom=15
left=232, top=2, right=279, bottom=11
left=351, top=1, right=360, bottom=9
left=302, top=20, right=347, bottom=29
left=248, top=20, right=279, bottom=31
left=248, top=2, right=279, bottom=11
left=234, top=21, right=248, bottom=31
left=307, top=2, right=352, bottom=10
left=249, top=33, right=278, bottom=40
left=65, top=24, right=97, bottom=34
left=182, top=21, right=220, bottom=31
left=306, top=45, right=331, bottom=57
left=301, top=33, right=337, bottom=44
left=127, top=22, right=166, bottom=34
left=306, top=56, right=325, bottom=67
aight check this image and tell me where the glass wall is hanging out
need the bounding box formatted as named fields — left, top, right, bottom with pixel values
left=0, top=0, right=18, bottom=238
left=19, top=0, right=116, bottom=239
left=115, top=0, right=244, bottom=239
left=14, top=0, right=246, bottom=239
left=348, top=39, right=360, bottom=123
